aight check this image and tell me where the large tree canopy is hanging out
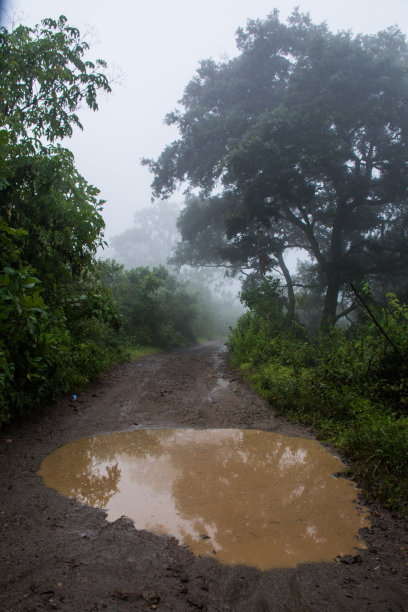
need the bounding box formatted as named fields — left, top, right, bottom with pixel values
left=145, top=9, right=408, bottom=325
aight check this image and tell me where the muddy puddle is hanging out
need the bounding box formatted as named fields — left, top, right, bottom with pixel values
left=38, top=429, right=369, bottom=570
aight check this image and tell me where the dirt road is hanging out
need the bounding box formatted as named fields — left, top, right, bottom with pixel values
left=1, top=340, right=407, bottom=611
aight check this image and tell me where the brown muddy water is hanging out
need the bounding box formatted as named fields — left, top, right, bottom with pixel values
left=38, top=428, right=369, bottom=570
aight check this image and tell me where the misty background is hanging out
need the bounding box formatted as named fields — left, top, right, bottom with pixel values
left=2, top=0, right=408, bottom=294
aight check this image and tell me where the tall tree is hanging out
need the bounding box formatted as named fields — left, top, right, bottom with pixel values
left=145, top=9, right=408, bottom=326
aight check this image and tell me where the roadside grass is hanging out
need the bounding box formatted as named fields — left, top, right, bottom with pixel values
left=123, top=345, right=163, bottom=360
left=228, top=306, right=408, bottom=516
left=236, top=362, right=408, bottom=514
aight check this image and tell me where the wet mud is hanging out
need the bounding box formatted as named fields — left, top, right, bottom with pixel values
left=1, top=340, right=408, bottom=610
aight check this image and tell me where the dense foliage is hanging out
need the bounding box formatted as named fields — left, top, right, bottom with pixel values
left=108, top=201, right=243, bottom=340
left=146, top=10, right=408, bottom=327
left=98, top=260, right=240, bottom=349
left=0, top=17, right=122, bottom=425
left=228, top=279, right=408, bottom=510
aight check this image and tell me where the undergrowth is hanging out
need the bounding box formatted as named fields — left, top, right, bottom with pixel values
left=228, top=288, right=408, bottom=514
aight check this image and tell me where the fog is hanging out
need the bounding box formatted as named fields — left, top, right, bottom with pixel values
left=2, top=0, right=408, bottom=286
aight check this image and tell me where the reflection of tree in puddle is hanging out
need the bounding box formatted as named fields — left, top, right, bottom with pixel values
left=39, top=429, right=370, bottom=570
left=39, top=430, right=170, bottom=509
left=71, top=460, right=121, bottom=508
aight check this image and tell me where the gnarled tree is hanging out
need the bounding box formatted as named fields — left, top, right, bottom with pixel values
left=145, top=9, right=408, bottom=326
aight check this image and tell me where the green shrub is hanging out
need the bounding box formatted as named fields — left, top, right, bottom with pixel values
left=228, top=290, right=408, bottom=511
left=339, top=413, right=408, bottom=510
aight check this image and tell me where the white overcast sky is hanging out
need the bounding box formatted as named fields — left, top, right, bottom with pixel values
left=3, top=0, right=408, bottom=246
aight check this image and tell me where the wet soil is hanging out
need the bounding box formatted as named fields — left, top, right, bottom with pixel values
left=1, top=340, right=408, bottom=611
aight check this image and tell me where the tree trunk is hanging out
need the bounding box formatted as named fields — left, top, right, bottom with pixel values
left=321, top=272, right=341, bottom=327
left=278, top=253, right=295, bottom=321
left=320, top=202, right=345, bottom=328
